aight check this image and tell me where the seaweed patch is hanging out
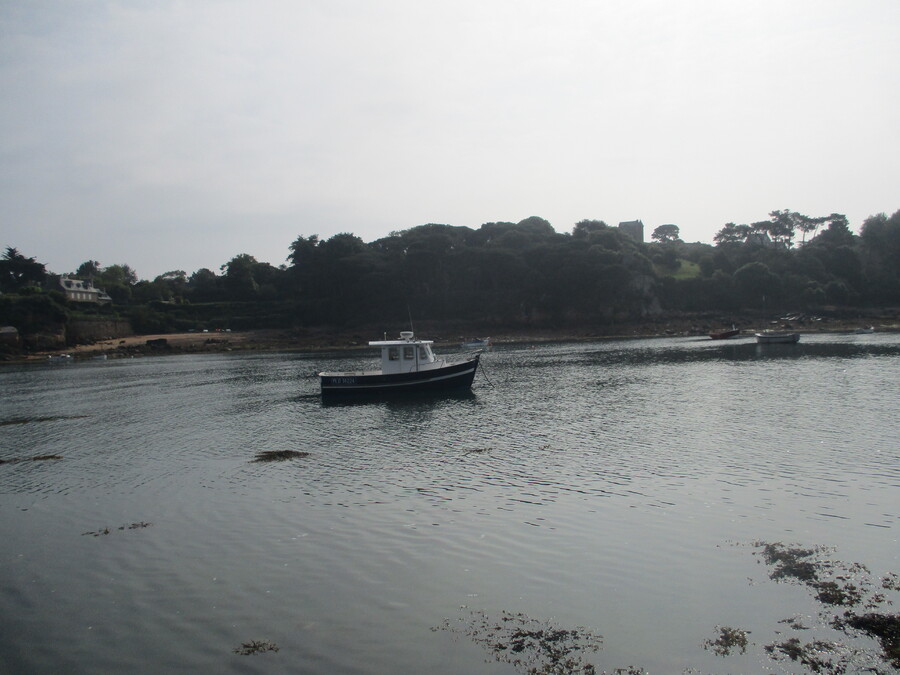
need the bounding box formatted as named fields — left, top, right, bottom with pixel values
left=741, top=541, right=900, bottom=672
left=0, top=416, right=84, bottom=427
left=702, top=625, right=750, bottom=656
left=82, top=522, right=153, bottom=537
left=754, top=541, right=828, bottom=583
left=0, top=454, right=63, bottom=465
left=842, top=613, right=900, bottom=668
left=435, top=609, right=603, bottom=674
left=233, top=639, right=279, bottom=655
left=252, top=450, right=310, bottom=462
left=763, top=637, right=854, bottom=673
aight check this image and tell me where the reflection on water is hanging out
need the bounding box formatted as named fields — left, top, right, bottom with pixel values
left=0, top=334, right=898, bottom=673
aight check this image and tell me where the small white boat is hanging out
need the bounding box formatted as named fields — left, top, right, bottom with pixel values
left=854, top=326, right=875, bottom=334
left=755, top=332, right=800, bottom=344
left=461, top=337, right=491, bottom=349
left=319, top=331, right=480, bottom=397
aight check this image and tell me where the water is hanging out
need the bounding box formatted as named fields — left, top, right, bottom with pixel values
left=1, top=334, right=898, bottom=674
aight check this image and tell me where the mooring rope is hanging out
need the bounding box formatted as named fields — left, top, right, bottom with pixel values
left=478, top=359, right=495, bottom=388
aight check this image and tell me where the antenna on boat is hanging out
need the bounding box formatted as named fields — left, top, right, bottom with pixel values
left=407, top=304, right=415, bottom=334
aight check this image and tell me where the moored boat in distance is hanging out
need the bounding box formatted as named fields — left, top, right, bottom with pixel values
left=755, top=331, right=800, bottom=344
left=854, top=326, right=875, bottom=334
left=319, top=331, right=480, bottom=397
left=709, top=327, right=740, bottom=340
left=461, top=336, right=491, bottom=349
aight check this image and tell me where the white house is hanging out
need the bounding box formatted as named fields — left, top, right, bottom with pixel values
left=59, top=276, right=112, bottom=304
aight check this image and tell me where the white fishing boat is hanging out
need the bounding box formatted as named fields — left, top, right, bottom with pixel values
left=755, top=331, right=800, bottom=344
left=318, top=331, right=480, bottom=397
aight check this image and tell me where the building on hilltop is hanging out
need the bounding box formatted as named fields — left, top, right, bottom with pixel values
left=618, top=220, right=644, bottom=243
left=59, top=276, right=112, bottom=304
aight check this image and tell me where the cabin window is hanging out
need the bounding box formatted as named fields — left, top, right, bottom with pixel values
left=403, top=346, right=414, bottom=360
left=388, top=347, right=399, bottom=361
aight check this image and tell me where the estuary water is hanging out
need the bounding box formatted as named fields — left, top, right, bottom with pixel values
left=1, top=333, right=898, bottom=674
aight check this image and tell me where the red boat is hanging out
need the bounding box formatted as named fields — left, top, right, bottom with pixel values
left=709, top=327, right=740, bottom=340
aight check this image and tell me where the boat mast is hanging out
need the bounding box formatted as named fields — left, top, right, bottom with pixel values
left=406, top=305, right=419, bottom=372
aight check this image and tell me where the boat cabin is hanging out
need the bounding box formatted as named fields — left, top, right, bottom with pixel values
left=369, top=331, right=438, bottom=374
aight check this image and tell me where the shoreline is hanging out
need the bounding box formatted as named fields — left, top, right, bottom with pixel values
left=5, top=311, right=899, bottom=363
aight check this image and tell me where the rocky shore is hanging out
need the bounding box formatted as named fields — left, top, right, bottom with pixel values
left=6, top=308, right=897, bottom=363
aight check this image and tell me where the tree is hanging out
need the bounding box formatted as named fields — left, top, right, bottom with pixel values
left=813, top=214, right=854, bottom=247
left=651, top=224, right=681, bottom=244
left=766, top=210, right=798, bottom=247
left=515, top=216, right=556, bottom=238
left=859, top=210, right=900, bottom=303
left=100, top=264, right=138, bottom=286
left=221, top=254, right=261, bottom=300
left=572, top=220, right=608, bottom=239
left=75, top=260, right=101, bottom=278
left=714, top=223, right=751, bottom=246
left=796, top=214, right=826, bottom=244
left=318, top=233, right=366, bottom=260
left=0, top=247, right=47, bottom=292
left=733, top=261, right=782, bottom=309
left=187, top=268, right=221, bottom=302
left=288, top=234, right=320, bottom=269
left=152, top=271, right=188, bottom=303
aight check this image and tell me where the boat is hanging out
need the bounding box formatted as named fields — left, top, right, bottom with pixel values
left=854, top=326, right=875, bottom=334
left=755, top=331, right=800, bottom=344
left=709, top=327, right=740, bottom=340
left=319, top=331, right=480, bottom=397
left=461, top=337, right=491, bottom=349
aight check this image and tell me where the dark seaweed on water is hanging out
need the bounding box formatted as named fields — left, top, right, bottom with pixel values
left=702, top=626, right=750, bottom=656
left=841, top=614, right=900, bottom=668
left=233, top=639, right=279, bottom=655
left=82, top=522, right=152, bottom=537
left=755, top=541, right=827, bottom=582
left=747, top=541, right=900, bottom=672
left=435, top=609, right=603, bottom=674
left=764, top=637, right=853, bottom=674
left=0, top=454, right=63, bottom=465
left=0, top=415, right=88, bottom=426
left=251, top=450, right=310, bottom=463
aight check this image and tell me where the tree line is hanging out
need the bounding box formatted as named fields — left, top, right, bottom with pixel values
left=2, top=209, right=899, bottom=336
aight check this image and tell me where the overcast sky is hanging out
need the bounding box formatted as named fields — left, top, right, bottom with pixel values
left=2, top=0, right=898, bottom=280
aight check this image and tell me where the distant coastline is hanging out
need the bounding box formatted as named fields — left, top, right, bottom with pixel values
left=7, top=309, right=898, bottom=363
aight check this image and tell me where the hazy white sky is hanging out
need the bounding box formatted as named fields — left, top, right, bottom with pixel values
left=2, top=0, right=898, bottom=280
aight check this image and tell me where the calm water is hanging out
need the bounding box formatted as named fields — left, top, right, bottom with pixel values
left=1, top=334, right=898, bottom=674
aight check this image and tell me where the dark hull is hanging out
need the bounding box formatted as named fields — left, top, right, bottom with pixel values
left=709, top=329, right=740, bottom=340
left=320, top=355, right=479, bottom=397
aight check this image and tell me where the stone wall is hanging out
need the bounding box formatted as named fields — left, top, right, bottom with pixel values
left=67, top=319, right=134, bottom=344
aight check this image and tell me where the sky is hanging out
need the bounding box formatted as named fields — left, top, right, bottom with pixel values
left=1, top=0, right=898, bottom=281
